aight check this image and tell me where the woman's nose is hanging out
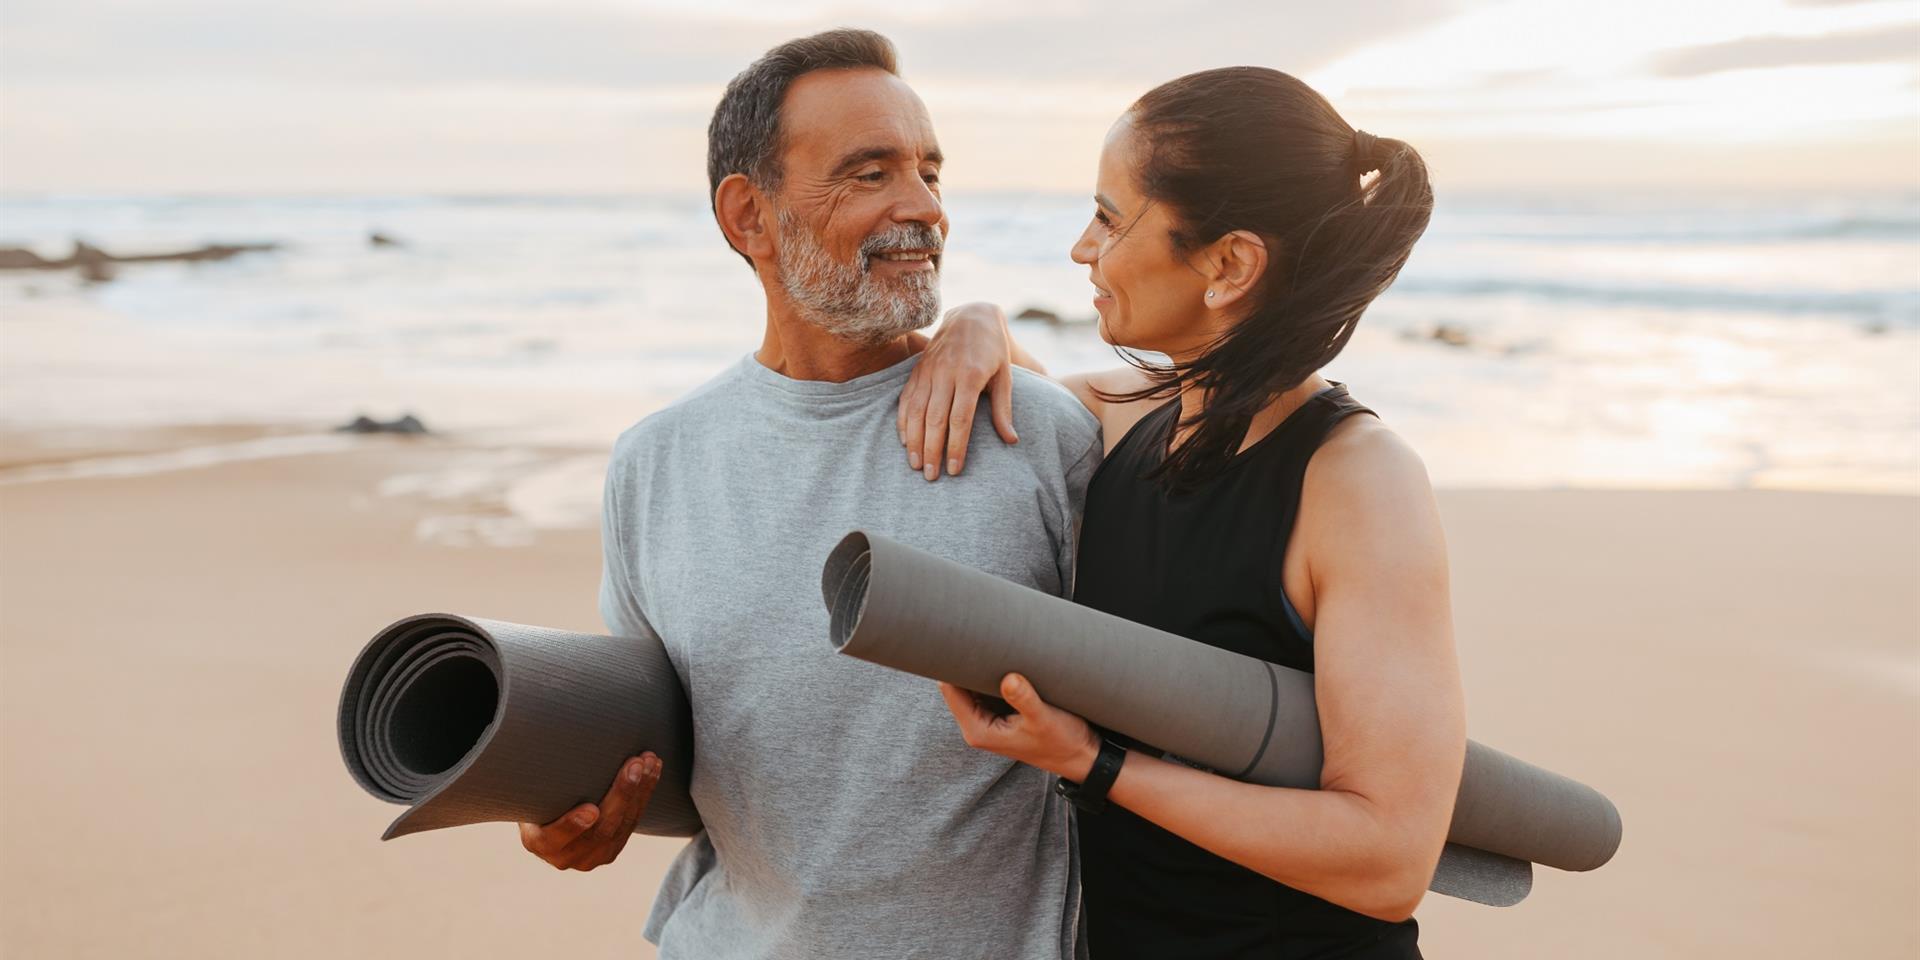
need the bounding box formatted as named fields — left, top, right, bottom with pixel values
left=1070, top=229, right=1096, bottom=265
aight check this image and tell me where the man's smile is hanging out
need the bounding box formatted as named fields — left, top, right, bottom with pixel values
left=868, top=249, right=940, bottom=272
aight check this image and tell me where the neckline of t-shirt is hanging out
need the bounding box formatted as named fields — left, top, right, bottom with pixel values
left=731, top=350, right=921, bottom=399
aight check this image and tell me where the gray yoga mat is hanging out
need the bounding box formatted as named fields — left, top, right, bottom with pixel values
left=822, top=531, right=1624, bottom=907
left=337, top=612, right=701, bottom=840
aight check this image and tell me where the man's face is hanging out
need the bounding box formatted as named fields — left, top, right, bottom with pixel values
left=768, top=68, right=948, bottom=346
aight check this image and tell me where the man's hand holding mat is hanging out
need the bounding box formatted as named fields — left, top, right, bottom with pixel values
left=518, top=753, right=664, bottom=871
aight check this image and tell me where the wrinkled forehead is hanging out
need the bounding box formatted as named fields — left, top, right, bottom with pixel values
left=779, top=68, right=941, bottom=175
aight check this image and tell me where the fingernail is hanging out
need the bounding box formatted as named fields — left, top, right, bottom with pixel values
left=646, top=756, right=661, bottom=777
left=924, top=463, right=938, bottom=481
left=947, top=459, right=960, bottom=476
left=909, top=452, right=921, bottom=470
left=574, top=810, right=596, bottom=827
left=627, top=762, right=643, bottom=784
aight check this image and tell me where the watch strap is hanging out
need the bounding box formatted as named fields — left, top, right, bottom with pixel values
left=1054, top=738, right=1127, bottom=813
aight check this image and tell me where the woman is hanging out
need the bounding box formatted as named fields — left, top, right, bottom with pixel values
left=897, top=68, right=1462, bottom=958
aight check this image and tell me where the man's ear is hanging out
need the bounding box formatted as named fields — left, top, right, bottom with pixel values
left=1202, top=230, right=1270, bottom=311
left=714, top=173, right=776, bottom=263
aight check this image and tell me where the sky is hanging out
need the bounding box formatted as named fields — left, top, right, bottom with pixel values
left=1, top=0, right=1916, bottom=194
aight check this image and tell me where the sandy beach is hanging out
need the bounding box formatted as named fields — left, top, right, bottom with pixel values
left=0, top=428, right=1914, bottom=959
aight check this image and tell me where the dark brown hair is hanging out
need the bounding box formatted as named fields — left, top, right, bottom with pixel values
left=1106, top=66, right=1433, bottom=490
left=707, top=29, right=900, bottom=265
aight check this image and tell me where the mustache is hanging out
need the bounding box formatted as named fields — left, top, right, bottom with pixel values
left=858, top=223, right=944, bottom=262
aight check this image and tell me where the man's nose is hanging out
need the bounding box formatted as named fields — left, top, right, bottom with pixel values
left=891, top=176, right=943, bottom=228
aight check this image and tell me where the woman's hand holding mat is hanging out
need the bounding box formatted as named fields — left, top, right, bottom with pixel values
left=939, top=674, right=1101, bottom=780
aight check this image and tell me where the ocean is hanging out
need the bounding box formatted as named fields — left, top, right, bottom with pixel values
left=2, top=190, right=1915, bottom=501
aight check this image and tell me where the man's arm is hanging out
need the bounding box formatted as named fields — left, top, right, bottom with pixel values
left=515, top=449, right=665, bottom=872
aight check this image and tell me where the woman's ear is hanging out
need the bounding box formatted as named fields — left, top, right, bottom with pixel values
left=714, top=173, right=776, bottom=264
left=1202, top=230, right=1269, bottom=311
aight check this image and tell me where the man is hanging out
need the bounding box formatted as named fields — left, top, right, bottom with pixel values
left=515, top=29, right=1101, bottom=959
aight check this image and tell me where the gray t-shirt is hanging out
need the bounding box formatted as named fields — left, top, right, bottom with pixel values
left=598, top=352, right=1102, bottom=960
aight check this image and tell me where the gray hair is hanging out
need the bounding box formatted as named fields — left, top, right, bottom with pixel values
left=707, top=29, right=900, bottom=265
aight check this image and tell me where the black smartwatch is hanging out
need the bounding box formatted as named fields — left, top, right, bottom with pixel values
left=1054, top=738, right=1128, bottom=813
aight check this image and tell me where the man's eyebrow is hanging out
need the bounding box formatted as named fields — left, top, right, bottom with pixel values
left=830, top=145, right=944, bottom=178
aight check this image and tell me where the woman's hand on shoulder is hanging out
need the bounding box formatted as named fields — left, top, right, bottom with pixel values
left=897, top=301, right=1019, bottom=482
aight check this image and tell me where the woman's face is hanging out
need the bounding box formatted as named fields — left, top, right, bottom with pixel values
left=1071, top=116, right=1220, bottom=360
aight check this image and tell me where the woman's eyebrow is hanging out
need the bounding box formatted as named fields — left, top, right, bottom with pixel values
left=1095, top=193, right=1123, bottom=217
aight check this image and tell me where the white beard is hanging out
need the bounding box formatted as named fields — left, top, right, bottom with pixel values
left=775, top=208, right=942, bottom=347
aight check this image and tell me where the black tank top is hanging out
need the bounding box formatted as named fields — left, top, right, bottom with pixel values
left=1073, top=382, right=1423, bottom=960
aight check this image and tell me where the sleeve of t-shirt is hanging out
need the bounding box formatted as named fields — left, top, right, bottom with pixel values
left=597, top=445, right=657, bottom=640
left=1055, top=430, right=1103, bottom=596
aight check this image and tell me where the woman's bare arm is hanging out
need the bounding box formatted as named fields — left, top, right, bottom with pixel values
left=1103, top=422, right=1462, bottom=918
left=940, top=419, right=1465, bottom=921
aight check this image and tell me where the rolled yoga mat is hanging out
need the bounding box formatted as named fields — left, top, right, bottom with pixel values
left=338, top=613, right=701, bottom=840
left=822, top=531, right=1623, bottom=908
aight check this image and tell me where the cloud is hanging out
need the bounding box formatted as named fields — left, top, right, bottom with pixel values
left=1648, top=23, right=1920, bottom=76
left=0, top=0, right=1458, bottom=90
left=0, top=0, right=1467, bottom=191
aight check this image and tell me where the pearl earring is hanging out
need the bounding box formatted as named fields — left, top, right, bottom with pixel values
left=1206, top=290, right=1216, bottom=299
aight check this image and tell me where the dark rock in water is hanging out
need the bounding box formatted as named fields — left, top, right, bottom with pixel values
left=71, top=241, right=111, bottom=265
left=336, top=413, right=429, bottom=435
left=1013, top=306, right=1062, bottom=325
left=108, top=241, right=280, bottom=264
left=369, top=232, right=404, bottom=248
left=0, top=248, right=54, bottom=270
left=71, top=241, right=117, bottom=282
left=78, top=259, right=116, bottom=284
left=1862, top=321, right=1889, bottom=336
left=1430, top=323, right=1473, bottom=348
left=0, top=240, right=281, bottom=272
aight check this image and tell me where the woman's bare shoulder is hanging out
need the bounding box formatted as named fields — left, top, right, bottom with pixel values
left=1317, top=415, right=1424, bottom=478
left=1301, top=416, right=1444, bottom=570
left=1061, top=367, right=1168, bottom=453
